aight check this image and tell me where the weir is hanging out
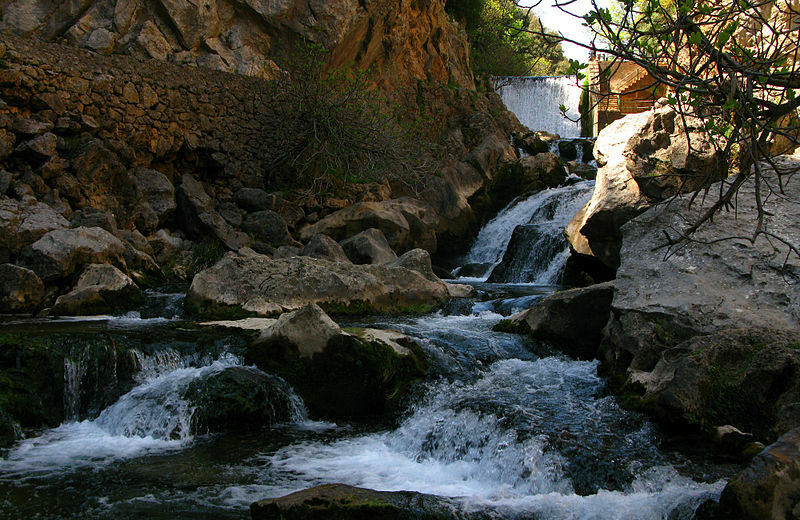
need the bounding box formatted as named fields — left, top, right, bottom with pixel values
left=494, top=76, right=583, bottom=137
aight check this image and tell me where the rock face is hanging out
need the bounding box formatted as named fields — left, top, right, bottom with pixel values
left=566, top=104, right=725, bottom=271
left=718, top=428, right=800, bottom=520
left=247, top=304, right=428, bottom=418
left=502, top=282, right=614, bottom=360
left=340, top=228, right=398, bottom=265
left=251, top=484, right=462, bottom=520
left=599, top=155, right=800, bottom=441
left=0, top=197, right=69, bottom=262
left=186, top=249, right=450, bottom=317
left=0, top=0, right=474, bottom=91
left=51, top=263, right=143, bottom=316
left=21, top=226, right=128, bottom=282
left=0, top=263, right=45, bottom=313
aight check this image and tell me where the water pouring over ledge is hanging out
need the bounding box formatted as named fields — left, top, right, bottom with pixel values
left=494, top=76, right=583, bottom=138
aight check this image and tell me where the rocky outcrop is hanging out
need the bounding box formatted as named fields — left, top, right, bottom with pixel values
left=717, top=427, right=800, bottom=520
left=500, top=282, right=614, bottom=360
left=0, top=197, right=69, bottom=262
left=51, top=263, right=144, bottom=316
left=247, top=304, right=428, bottom=418
left=0, top=263, right=45, bottom=313
left=20, top=226, right=128, bottom=282
left=598, top=155, right=800, bottom=441
left=0, top=0, right=474, bottom=91
left=622, top=328, right=800, bottom=441
left=566, top=104, right=725, bottom=271
left=251, top=484, right=463, bottom=520
left=186, top=249, right=450, bottom=317
left=340, top=228, right=398, bottom=265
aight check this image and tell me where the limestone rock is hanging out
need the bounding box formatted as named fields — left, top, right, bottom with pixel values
left=300, top=233, right=350, bottom=263
left=0, top=197, right=70, bottom=260
left=602, top=159, right=800, bottom=377
left=505, top=281, right=614, bottom=360
left=51, top=263, right=143, bottom=316
left=247, top=304, right=427, bottom=418
left=176, top=173, right=213, bottom=236
left=16, top=132, right=58, bottom=160
left=251, top=484, right=461, bottom=520
left=566, top=105, right=725, bottom=270
left=340, top=228, right=397, bottom=265
left=135, top=20, right=172, bottom=61
left=234, top=188, right=276, bottom=212
left=299, top=201, right=410, bottom=254
left=21, top=226, right=127, bottom=282
left=520, top=152, right=567, bottom=188
left=133, top=168, right=176, bottom=231
left=386, top=248, right=438, bottom=282
left=185, top=251, right=449, bottom=318
left=242, top=210, right=293, bottom=247
left=0, top=263, right=44, bottom=313
left=256, top=303, right=341, bottom=358
left=718, top=428, right=800, bottom=520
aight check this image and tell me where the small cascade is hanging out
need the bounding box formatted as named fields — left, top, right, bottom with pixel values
left=494, top=76, right=582, bottom=137
left=63, top=355, right=86, bottom=422
left=461, top=181, right=594, bottom=283
left=130, top=348, right=185, bottom=382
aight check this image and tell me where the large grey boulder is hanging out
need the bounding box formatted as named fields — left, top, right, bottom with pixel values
left=0, top=197, right=70, bottom=261
left=21, top=226, right=128, bottom=282
left=340, top=228, right=398, bottom=265
left=386, top=248, right=438, bottom=282
left=0, top=263, right=45, bottom=313
left=133, top=168, right=176, bottom=232
left=247, top=304, right=428, bottom=418
left=51, top=263, right=144, bottom=316
left=300, top=233, right=350, bottom=263
left=566, top=104, right=724, bottom=271
left=176, top=174, right=249, bottom=250
left=602, top=158, right=800, bottom=377
left=503, top=282, right=614, bottom=360
left=718, top=427, right=800, bottom=520
left=185, top=250, right=450, bottom=318
left=299, top=201, right=411, bottom=253
left=241, top=210, right=293, bottom=247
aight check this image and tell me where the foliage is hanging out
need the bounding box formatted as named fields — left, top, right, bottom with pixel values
left=518, top=0, right=800, bottom=260
left=261, top=42, right=439, bottom=196
left=446, top=0, right=569, bottom=76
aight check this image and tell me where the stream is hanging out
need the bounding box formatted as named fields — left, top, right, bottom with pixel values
left=0, top=182, right=736, bottom=519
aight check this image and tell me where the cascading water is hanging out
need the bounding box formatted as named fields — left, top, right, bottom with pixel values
left=461, top=180, right=594, bottom=284
left=494, top=76, right=582, bottom=137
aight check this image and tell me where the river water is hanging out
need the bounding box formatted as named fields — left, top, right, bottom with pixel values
left=0, top=184, right=734, bottom=520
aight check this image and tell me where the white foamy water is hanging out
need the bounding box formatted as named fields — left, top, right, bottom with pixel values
left=494, top=76, right=582, bottom=137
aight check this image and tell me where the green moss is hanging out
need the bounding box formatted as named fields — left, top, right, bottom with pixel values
left=492, top=319, right=528, bottom=334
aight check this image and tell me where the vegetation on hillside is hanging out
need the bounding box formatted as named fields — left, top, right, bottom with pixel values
left=445, top=0, right=570, bottom=76
left=261, top=43, right=438, bottom=196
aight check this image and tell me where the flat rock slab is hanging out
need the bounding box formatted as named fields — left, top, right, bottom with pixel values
left=186, top=250, right=449, bottom=318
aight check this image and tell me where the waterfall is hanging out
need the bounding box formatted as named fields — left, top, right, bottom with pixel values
left=494, top=76, right=582, bottom=137
left=462, top=181, right=594, bottom=284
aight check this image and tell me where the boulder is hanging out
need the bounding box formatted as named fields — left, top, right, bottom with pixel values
left=70, top=208, right=117, bottom=232
left=0, top=263, right=45, bottom=313
left=234, top=188, right=276, bottom=212
left=184, top=366, right=299, bottom=433
left=176, top=173, right=214, bottom=237
left=601, top=159, right=800, bottom=379
left=301, top=233, right=350, bottom=263
left=299, top=201, right=410, bottom=253
left=381, top=197, right=439, bottom=253
left=185, top=251, right=450, bottom=318
left=0, top=197, right=70, bottom=260
left=21, top=226, right=128, bottom=282
left=247, top=304, right=427, bottom=418
left=51, top=263, right=144, bottom=316
left=340, top=228, right=398, bottom=265
left=717, top=428, right=800, bottom=520
left=242, top=210, right=293, bottom=247
left=566, top=104, right=726, bottom=271
left=16, top=132, right=58, bottom=161
left=501, top=281, right=614, bottom=360
left=621, top=328, right=800, bottom=441
left=133, top=168, right=176, bottom=231
left=251, top=484, right=462, bottom=520
left=386, top=248, right=438, bottom=282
